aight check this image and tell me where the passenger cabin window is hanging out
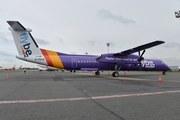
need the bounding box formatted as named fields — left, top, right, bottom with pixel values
left=76, top=60, right=99, bottom=63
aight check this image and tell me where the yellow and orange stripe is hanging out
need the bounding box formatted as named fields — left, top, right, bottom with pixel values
left=40, top=49, right=64, bottom=69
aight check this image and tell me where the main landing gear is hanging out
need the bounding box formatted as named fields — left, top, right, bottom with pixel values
left=70, top=70, right=76, bottom=73
left=112, top=64, right=121, bottom=77
left=95, top=71, right=100, bottom=75
left=112, top=72, right=119, bottom=77
left=94, top=65, right=121, bottom=77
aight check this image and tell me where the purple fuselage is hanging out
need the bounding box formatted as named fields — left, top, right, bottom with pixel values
left=59, top=53, right=170, bottom=71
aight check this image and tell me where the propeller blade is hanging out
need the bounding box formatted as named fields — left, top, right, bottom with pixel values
left=140, top=50, right=146, bottom=57
left=138, top=49, right=146, bottom=70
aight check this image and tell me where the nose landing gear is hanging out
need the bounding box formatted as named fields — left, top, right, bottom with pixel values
left=162, top=71, right=166, bottom=75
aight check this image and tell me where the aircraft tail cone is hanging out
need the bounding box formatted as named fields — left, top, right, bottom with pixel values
left=158, top=74, right=162, bottom=82
left=6, top=74, right=10, bottom=78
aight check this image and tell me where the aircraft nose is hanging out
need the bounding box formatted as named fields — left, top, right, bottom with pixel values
left=164, top=64, right=171, bottom=71
left=159, top=60, right=171, bottom=71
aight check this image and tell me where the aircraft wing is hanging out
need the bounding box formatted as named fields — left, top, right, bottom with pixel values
left=114, top=40, right=164, bottom=56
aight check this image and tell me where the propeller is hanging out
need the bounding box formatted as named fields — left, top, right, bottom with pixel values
left=138, top=50, right=145, bottom=70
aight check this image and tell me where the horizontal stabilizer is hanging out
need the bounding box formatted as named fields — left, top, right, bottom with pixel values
left=7, top=21, right=31, bottom=32
left=114, top=40, right=165, bottom=56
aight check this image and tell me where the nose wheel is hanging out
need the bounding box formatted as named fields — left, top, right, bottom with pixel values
left=162, top=71, right=166, bottom=75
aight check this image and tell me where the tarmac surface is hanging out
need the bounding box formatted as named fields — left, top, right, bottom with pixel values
left=0, top=70, right=180, bottom=120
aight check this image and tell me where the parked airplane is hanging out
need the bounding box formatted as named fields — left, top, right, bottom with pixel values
left=7, top=21, right=170, bottom=77
left=0, top=65, right=16, bottom=70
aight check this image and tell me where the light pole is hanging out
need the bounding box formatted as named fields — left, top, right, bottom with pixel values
left=106, top=43, right=110, bottom=75
left=106, top=43, right=110, bottom=53
left=175, top=10, right=180, bottom=18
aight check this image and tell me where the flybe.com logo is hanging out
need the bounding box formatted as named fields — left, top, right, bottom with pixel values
left=20, top=32, right=32, bottom=57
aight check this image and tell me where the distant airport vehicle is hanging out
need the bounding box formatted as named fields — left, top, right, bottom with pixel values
left=7, top=21, right=170, bottom=77
left=0, top=65, right=16, bottom=70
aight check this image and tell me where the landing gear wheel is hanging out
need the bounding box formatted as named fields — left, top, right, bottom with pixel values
left=95, top=71, right=100, bottom=75
left=112, top=72, right=119, bottom=77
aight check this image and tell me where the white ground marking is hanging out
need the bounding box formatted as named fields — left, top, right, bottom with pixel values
left=0, top=90, right=180, bottom=104
left=104, top=76, right=148, bottom=80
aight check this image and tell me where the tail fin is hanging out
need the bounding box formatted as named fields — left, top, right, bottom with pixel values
left=7, top=21, right=41, bottom=57
left=7, top=21, right=64, bottom=69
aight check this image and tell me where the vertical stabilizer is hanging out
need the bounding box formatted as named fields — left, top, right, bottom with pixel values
left=7, top=21, right=64, bottom=68
left=7, top=21, right=41, bottom=57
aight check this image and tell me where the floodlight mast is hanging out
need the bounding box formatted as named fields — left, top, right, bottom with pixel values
left=106, top=43, right=110, bottom=54
left=106, top=43, right=110, bottom=75
left=175, top=10, right=180, bottom=18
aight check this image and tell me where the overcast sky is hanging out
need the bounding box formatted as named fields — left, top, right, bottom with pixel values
left=0, top=0, right=180, bottom=68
